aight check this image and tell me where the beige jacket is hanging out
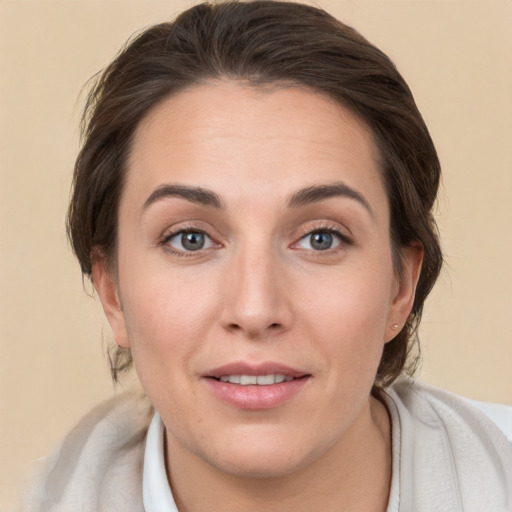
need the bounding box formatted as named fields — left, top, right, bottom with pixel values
left=22, top=391, right=153, bottom=512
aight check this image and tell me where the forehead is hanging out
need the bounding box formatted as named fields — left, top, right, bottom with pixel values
left=125, top=81, right=386, bottom=212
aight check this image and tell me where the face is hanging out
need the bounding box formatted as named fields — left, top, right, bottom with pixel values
left=94, top=82, right=420, bottom=479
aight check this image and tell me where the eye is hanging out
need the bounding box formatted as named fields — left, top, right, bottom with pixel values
left=296, top=230, right=343, bottom=251
left=165, top=230, right=214, bottom=252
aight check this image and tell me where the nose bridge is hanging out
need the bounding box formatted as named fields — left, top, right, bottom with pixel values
left=222, top=235, right=290, bottom=337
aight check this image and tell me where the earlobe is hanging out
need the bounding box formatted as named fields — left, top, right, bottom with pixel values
left=386, top=243, right=423, bottom=342
left=91, top=255, right=130, bottom=348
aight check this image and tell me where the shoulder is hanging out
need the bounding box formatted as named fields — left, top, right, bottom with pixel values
left=389, top=379, right=512, bottom=443
left=22, top=391, right=153, bottom=512
left=383, top=380, right=512, bottom=511
left=465, top=397, right=512, bottom=444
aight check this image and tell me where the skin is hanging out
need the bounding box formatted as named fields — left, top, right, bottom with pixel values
left=93, top=82, right=422, bottom=511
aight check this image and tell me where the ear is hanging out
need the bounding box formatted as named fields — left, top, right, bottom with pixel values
left=385, top=242, right=423, bottom=342
left=92, top=255, right=130, bottom=348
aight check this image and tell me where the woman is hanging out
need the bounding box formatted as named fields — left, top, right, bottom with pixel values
left=23, top=1, right=512, bottom=511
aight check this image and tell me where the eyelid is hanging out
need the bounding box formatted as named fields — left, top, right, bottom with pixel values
left=295, top=222, right=351, bottom=242
left=290, top=223, right=353, bottom=252
left=296, top=230, right=341, bottom=250
left=166, top=229, right=214, bottom=250
left=159, top=223, right=222, bottom=257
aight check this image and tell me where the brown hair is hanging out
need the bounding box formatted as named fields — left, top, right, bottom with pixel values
left=67, top=0, right=442, bottom=387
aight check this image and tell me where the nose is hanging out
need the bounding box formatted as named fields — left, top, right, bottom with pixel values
left=220, top=243, right=293, bottom=339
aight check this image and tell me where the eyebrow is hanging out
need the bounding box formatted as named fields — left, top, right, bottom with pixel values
left=143, top=184, right=224, bottom=210
left=287, top=182, right=373, bottom=216
left=142, top=181, right=372, bottom=216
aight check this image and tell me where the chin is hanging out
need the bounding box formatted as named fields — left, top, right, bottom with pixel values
left=200, top=429, right=326, bottom=479
left=213, top=451, right=308, bottom=480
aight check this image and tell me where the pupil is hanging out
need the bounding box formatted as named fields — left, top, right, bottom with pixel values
left=182, top=232, right=204, bottom=251
left=311, top=232, right=332, bottom=250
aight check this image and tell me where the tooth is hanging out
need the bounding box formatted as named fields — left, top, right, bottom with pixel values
left=256, top=374, right=275, bottom=385
left=240, top=375, right=257, bottom=385
left=218, top=374, right=297, bottom=385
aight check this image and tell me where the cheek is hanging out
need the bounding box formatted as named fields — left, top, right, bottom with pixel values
left=301, top=266, right=393, bottom=335
left=118, top=264, right=221, bottom=376
left=297, top=264, right=394, bottom=376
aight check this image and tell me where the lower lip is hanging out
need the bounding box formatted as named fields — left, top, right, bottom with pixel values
left=204, top=377, right=310, bottom=410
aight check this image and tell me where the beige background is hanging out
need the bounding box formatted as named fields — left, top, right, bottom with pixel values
left=1, top=0, right=511, bottom=509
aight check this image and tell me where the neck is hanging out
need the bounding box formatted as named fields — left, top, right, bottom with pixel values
left=166, top=396, right=391, bottom=512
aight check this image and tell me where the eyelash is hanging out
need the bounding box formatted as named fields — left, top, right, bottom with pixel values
left=159, top=223, right=352, bottom=257
left=159, top=226, right=219, bottom=258
left=294, top=225, right=352, bottom=254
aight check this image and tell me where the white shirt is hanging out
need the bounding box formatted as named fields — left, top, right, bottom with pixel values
left=143, top=412, right=177, bottom=511
left=143, top=380, right=512, bottom=511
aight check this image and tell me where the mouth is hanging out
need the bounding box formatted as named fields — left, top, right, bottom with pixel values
left=205, top=361, right=310, bottom=383
left=203, top=363, right=311, bottom=409
left=212, top=374, right=301, bottom=385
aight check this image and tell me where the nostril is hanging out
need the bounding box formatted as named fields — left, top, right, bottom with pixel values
left=227, top=322, right=281, bottom=333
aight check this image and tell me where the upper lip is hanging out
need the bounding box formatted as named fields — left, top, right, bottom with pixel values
left=204, top=362, right=309, bottom=379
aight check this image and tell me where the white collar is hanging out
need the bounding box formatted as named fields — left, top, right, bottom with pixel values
left=143, top=412, right=178, bottom=511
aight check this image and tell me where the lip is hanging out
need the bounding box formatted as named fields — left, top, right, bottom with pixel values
left=205, top=361, right=308, bottom=379
left=203, top=361, right=311, bottom=410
